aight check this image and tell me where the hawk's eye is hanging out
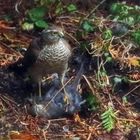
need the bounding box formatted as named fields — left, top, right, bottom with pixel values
left=51, top=32, right=58, bottom=35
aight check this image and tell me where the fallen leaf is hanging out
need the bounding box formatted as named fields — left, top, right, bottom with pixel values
left=9, top=131, right=39, bottom=140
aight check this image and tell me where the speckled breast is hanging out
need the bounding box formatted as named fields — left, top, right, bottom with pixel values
left=38, top=39, right=71, bottom=68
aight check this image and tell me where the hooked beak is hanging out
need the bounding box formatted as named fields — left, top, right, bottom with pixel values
left=58, top=31, right=64, bottom=38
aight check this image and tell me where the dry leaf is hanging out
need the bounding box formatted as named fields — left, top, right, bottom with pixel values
left=127, top=56, right=140, bottom=67
left=9, top=131, right=39, bottom=140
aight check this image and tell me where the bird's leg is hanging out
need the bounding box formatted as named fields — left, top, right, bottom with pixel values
left=38, top=80, right=42, bottom=98
left=59, top=71, right=70, bottom=105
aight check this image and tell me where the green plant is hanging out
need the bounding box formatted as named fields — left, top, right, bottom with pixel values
left=113, top=76, right=129, bottom=85
left=102, top=29, right=112, bottom=40
left=55, top=3, right=77, bottom=15
left=113, top=76, right=123, bottom=84
left=22, top=6, right=48, bottom=30
left=110, top=3, right=140, bottom=25
left=81, top=20, right=95, bottom=33
left=66, top=4, right=77, bottom=12
left=101, top=106, right=117, bottom=132
left=22, top=1, right=77, bottom=30
left=35, top=0, right=60, bottom=6
left=79, top=41, right=90, bottom=50
left=85, top=92, right=99, bottom=111
left=55, top=2, right=64, bottom=15
left=96, top=68, right=109, bottom=88
left=112, top=76, right=130, bottom=92
left=77, top=20, right=95, bottom=40
left=22, top=22, right=35, bottom=31
left=104, top=52, right=113, bottom=62
left=110, top=3, right=133, bottom=16
left=122, top=96, right=128, bottom=104
left=132, top=30, right=140, bottom=46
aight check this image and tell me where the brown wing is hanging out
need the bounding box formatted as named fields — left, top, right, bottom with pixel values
left=9, top=38, right=44, bottom=75
left=22, top=38, right=44, bottom=68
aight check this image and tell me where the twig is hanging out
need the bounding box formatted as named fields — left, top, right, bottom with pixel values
left=65, top=32, right=80, bottom=45
left=82, top=75, right=103, bottom=107
left=128, top=79, right=140, bottom=84
left=42, top=129, right=47, bottom=140
left=118, top=117, right=140, bottom=125
left=44, top=134, right=77, bottom=137
left=48, top=118, right=67, bottom=122
left=0, top=41, right=23, bottom=57
left=123, top=84, right=140, bottom=97
left=87, top=133, right=92, bottom=140
left=1, top=94, right=17, bottom=105
left=85, top=0, right=107, bottom=19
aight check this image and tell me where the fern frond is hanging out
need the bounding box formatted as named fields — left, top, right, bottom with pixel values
left=101, top=106, right=116, bottom=132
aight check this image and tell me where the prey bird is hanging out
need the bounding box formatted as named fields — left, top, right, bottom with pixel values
left=27, top=53, right=89, bottom=118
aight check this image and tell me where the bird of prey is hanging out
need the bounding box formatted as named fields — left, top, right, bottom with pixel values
left=10, top=25, right=71, bottom=97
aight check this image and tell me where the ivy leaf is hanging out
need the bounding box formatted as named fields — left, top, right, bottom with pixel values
left=102, top=29, right=112, bottom=40
left=28, top=7, right=46, bottom=22
left=113, top=76, right=122, bottom=84
left=55, top=3, right=64, bottom=15
left=81, top=20, right=94, bottom=32
left=123, top=16, right=135, bottom=25
left=66, top=4, right=77, bottom=12
left=85, top=93, right=99, bottom=111
left=110, top=3, right=132, bottom=15
left=110, top=2, right=139, bottom=25
left=100, top=70, right=107, bottom=77
left=55, top=7, right=63, bottom=14
left=104, top=53, right=113, bottom=62
left=35, top=20, right=48, bottom=28
left=106, top=56, right=113, bottom=62
left=22, top=22, right=34, bottom=31
left=110, top=3, right=125, bottom=15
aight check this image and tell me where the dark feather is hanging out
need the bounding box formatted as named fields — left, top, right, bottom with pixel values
left=8, top=38, right=44, bottom=75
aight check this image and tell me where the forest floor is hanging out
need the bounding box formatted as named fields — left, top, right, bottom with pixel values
left=0, top=0, right=140, bottom=140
